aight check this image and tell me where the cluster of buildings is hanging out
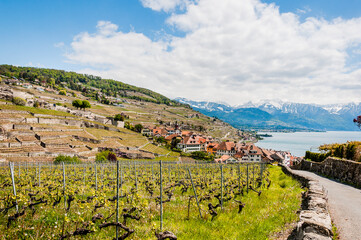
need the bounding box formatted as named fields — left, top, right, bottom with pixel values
left=141, top=126, right=296, bottom=164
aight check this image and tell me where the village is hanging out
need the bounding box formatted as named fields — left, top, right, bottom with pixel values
left=0, top=73, right=299, bottom=166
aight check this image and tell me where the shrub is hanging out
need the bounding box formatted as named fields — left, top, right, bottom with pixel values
left=55, top=102, right=62, bottom=106
left=81, top=100, right=91, bottom=109
left=54, top=155, right=80, bottom=164
left=12, top=97, right=26, bottom=106
left=96, top=150, right=117, bottom=163
left=59, top=90, right=66, bottom=95
left=191, top=151, right=214, bottom=161
left=114, top=114, right=124, bottom=122
left=134, top=124, right=143, bottom=133
left=305, top=151, right=331, bottom=162
left=33, top=101, right=40, bottom=108
left=124, top=122, right=135, bottom=131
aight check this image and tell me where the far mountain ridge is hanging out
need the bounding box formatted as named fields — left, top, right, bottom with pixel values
left=175, top=98, right=361, bottom=131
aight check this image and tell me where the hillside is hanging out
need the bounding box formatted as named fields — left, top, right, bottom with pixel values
left=176, top=98, right=360, bottom=131
left=0, top=65, right=181, bottom=105
left=0, top=69, right=248, bottom=163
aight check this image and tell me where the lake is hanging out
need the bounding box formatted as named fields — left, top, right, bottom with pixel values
left=256, top=131, right=361, bottom=157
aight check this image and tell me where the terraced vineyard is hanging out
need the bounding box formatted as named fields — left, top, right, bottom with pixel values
left=0, top=162, right=303, bottom=239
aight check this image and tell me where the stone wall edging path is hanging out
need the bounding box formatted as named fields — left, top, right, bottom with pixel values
left=280, top=164, right=333, bottom=240
left=292, top=157, right=361, bottom=187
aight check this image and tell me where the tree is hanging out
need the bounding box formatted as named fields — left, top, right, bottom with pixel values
left=96, top=150, right=117, bottom=163
left=134, top=124, right=143, bottom=133
left=59, top=90, right=66, bottom=95
left=81, top=100, right=91, bottom=110
left=114, top=114, right=124, bottom=122
left=72, top=99, right=82, bottom=109
left=47, top=78, right=55, bottom=87
left=12, top=97, right=26, bottom=106
left=171, top=138, right=181, bottom=149
left=54, top=155, right=80, bottom=164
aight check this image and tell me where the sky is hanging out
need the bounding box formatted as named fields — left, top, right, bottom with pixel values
left=1, top=0, right=361, bottom=105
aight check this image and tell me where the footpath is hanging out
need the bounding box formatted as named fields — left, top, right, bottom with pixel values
left=294, top=170, right=361, bottom=240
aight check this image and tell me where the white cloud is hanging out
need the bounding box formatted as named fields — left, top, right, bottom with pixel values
left=66, top=0, right=361, bottom=105
left=140, top=0, right=193, bottom=12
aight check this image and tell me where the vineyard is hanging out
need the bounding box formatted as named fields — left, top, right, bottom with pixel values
left=0, top=161, right=303, bottom=240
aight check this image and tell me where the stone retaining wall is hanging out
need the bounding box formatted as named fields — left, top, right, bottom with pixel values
left=292, top=157, right=361, bottom=188
left=280, top=164, right=333, bottom=240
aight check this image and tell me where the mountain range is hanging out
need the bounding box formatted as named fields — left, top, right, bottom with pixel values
left=175, top=98, right=361, bottom=131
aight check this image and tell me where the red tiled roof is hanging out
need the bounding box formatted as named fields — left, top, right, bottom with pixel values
left=165, top=134, right=180, bottom=140
left=216, top=141, right=236, bottom=151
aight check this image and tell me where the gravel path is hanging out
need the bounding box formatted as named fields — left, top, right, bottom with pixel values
left=294, top=170, right=361, bottom=240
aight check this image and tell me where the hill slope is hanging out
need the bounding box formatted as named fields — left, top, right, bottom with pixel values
left=0, top=64, right=181, bottom=105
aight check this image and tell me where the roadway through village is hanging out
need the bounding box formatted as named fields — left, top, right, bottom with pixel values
left=293, top=170, right=361, bottom=240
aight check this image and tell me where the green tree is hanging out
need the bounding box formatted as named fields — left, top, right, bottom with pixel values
left=96, top=150, right=117, bottom=163
left=171, top=138, right=181, bottom=149
left=59, top=90, right=66, bottom=95
left=114, top=114, right=124, bottom=122
left=72, top=99, right=82, bottom=109
left=54, top=155, right=80, bottom=164
left=134, top=124, right=143, bottom=133
left=81, top=100, right=91, bottom=110
left=47, top=77, right=55, bottom=86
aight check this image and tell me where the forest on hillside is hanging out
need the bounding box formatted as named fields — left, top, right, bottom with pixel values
left=0, top=65, right=183, bottom=106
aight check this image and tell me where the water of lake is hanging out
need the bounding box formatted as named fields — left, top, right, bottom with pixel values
left=256, top=131, right=361, bottom=157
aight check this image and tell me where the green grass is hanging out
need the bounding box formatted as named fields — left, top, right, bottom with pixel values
left=164, top=165, right=303, bottom=240
left=0, top=104, right=74, bottom=117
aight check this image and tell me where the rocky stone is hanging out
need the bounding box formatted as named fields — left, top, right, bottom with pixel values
left=280, top=164, right=332, bottom=240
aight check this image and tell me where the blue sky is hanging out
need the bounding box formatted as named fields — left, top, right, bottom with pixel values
left=1, top=0, right=360, bottom=70
left=1, top=0, right=361, bottom=104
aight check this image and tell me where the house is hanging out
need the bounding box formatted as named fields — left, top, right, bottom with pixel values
left=260, top=148, right=274, bottom=163
left=153, top=127, right=167, bottom=137
left=165, top=134, right=182, bottom=144
left=234, top=151, right=249, bottom=161
left=247, top=145, right=262, bottom=162
left=206, top=142, right=219, bottom=154
left=177, top=134, right=205, bottom=152
left=216, top=141, right=238, bottom=156
left=215, top=155, right=238, bottom=164
left=141, top=127, right=152, bottom=136
left=165, top=127, right=175, bottom=136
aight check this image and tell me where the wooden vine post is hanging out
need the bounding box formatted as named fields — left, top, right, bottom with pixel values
left=246, top=164, right=249, bottom=193
left=159, top=160, right=163, bottom=231
left=188, top=168, right=202, bottom=218
left=116, top=161, right=120, bottom=239
left=220, top=164, right=224, bottom=210
left=62, top=162, right=66, bottom=209
left=9, top=162, right=18, bottom=213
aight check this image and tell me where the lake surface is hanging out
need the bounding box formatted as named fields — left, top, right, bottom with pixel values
left=256, top=131, right=361, bottom=157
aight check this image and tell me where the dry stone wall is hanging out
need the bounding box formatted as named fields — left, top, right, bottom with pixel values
left=280, top=164, right=333, bottom=240
left=292, top=157, right=361, bottom=188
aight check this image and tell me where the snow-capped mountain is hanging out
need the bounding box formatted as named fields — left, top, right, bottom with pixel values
left=175, top=98, right=234, bottom=112
left=175, top=98, right=361, bottom=131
